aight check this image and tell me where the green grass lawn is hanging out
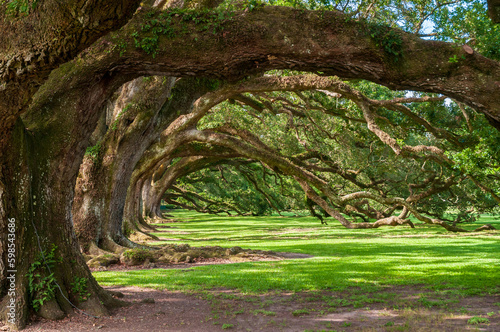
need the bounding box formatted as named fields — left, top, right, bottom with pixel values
left=93, top=211, right=500, bottom=296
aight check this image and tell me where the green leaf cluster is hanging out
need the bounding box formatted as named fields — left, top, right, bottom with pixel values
left=84, top=141, right=102, bottom=164
left=70, top=277, right=91, bottom=303
left=365, top=22, right=403, bottom=60
left=132, top=8, right=235, bottom=57
left=1, top=0, right=38, bottom=17
left=26, top=245, right=60, bottom=312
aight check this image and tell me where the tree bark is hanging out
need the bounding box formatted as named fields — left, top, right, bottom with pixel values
left=0, top=118, right=124, bottom=329
left=66, top=6, right=500, bottom=128
left=72, top=76, right=174, bottom=253
left=0, top=0, right=141, bottom=154
left=123, top=172, right=151, bottom=234
left=0, top=49, right=134, bottom=328
left=1, top=4, right=142, bottom=320
left=73, top=76, right=214, bottom=252
left=5, top=5, right=498, bottom=141
left=488, top=0, right=500, bottom=23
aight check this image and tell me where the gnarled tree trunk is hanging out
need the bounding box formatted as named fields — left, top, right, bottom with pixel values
left=72, top=77, right=174, bottom=253
left=73, top=77, right=213, bottom=253
left=0, top=115, right=124, bottom=329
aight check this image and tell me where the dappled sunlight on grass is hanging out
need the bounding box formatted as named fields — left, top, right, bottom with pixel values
left=94, top=211, right=500, bottom=296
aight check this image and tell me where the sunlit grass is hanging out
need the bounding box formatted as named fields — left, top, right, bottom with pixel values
left=93, top=211, right=500, bottom=296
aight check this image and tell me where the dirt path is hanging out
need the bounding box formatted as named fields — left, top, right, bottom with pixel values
left=2, top=283, right=497, bottom=332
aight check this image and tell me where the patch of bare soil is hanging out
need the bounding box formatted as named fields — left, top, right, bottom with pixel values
left=4, top=284, right=498, bottom=332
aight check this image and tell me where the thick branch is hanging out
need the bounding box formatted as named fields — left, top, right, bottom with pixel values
left=13, top=5, right=499, bottom=133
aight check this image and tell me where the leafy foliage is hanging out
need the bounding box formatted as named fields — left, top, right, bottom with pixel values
left=365, top=22, right=403, bottom=60
left=434, top=1, right=500, bottom=60
left=467, top=316, right=490, bottom=325
left=163, top=74, right=499, bottom=224
left=70, top=277, right=91, bottom=303
left=26, top=245, right=59, bottom=312
left=84, top=142, right=102, bottom=164
left=1, top=0, right=38, bottom=17
left=132, top=8, right=235, bottom=57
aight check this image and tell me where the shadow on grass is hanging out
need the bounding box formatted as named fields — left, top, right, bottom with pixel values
left=95, top=211, right=499, bottom=296
left=95, top=239, right=499, bottom=295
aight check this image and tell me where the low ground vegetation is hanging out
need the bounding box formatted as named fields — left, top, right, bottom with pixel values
left=103, top=211, right=500, bottom=330
left=5, top=210, right=498, bottom=331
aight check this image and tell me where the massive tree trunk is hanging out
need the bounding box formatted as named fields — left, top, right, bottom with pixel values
left=0, top=41, right=138, bottom=328
left=0, top=106, right=125, bottom=329
left=123, top=172, right=151, bottom=233
left=0, top=121, right=39, bottom=328
left=0, top=1, right=141, bottom=328
left=142, top=175, right=161, bottom=220
left=72, top=77, right=174, bottom=253
left=0, top=0, right=141, bottom=151
left=71, top=0, right=225, bottom=254
left=73, top=77, right=213, bottom=252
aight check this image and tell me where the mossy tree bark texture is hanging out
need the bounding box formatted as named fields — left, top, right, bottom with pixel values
left=81, top=6, right=500, bottom=128
left=1, top=0, right=141, bottom=329
left=0, top=0, right=141, bottom=150
left=72, top=76, right=175, bottom=254
left=72, top=76, right=215, bottom=253
left=0, top=67, right=132, bottom=328
left=69, top=0, right=225, bottom=255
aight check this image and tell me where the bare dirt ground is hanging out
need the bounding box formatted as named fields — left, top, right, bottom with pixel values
left=2, top=258, right=498, bottom=332
left=3, top=285, right=499, bottom=332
